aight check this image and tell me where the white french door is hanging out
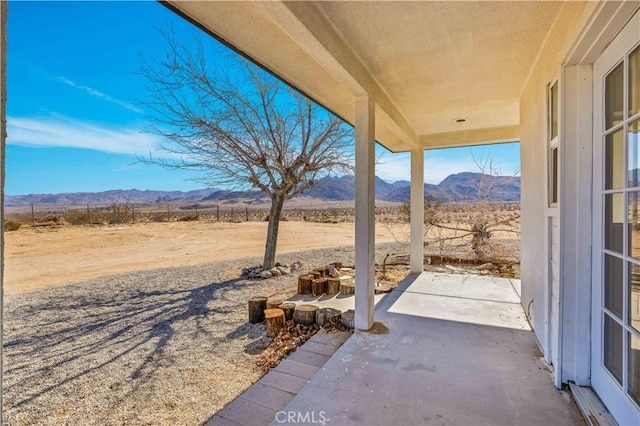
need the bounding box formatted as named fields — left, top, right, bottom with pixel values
left=593, top=10, right=640, bottom=425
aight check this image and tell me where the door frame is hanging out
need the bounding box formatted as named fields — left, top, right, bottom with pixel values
left=591, top=9, right=640, bottom=423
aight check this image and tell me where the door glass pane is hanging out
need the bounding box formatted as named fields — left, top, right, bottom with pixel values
left=550, top=147, right=558, bottom=204
left=607, top=61, right=625, bottom=129
left=630, top=192, right=640, bottom=259
left=550, top=81, right=558, bottom=139
left=630, top=45, right=640, bottom=118
left=632, top=264, right=640, bottom=333
left=629, top=332, right=640, bottom=405
left=605, top=254, right=624, bottom=318
left=606, top=129, right=625, bottom=189
left=606, top=193, right=625, bottom=253
left=605, top=314, right=624, bottom=384
left=630, top=121, right=640, bottom=188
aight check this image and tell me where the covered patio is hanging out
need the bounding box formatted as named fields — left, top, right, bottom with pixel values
left=208, top=272, right=583, bottom=425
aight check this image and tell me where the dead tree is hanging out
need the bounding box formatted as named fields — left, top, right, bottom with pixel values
left=138, top=30, right=354, bottom=269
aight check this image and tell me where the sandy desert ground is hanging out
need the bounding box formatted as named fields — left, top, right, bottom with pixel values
left=3, top=221, right=407, bottom=294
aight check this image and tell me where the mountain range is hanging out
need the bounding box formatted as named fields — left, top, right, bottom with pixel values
left=5, top=172, right=520, bottom=207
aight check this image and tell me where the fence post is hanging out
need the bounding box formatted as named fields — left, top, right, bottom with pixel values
left=132, top=204, right=135, bottom=225
left=167, top=204, right=170, bottom=222
left=31, top=204, right=35, bottom=228
left=195, top=205, right=198, bottom=217
left=231, top=207, right=234, bottom=219
left=246, top=206, right=249, bottom=222
left=216, top=205, right=219, bottom=222
left=87, top=204, right=91, bottom=227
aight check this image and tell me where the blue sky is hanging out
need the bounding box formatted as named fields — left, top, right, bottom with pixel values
left=6, top=1, right=520, bottom=196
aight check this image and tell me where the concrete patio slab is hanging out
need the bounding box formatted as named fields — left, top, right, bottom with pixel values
left=275, top=273, right=582, bottom=426
left=402, top=273, right=521, bottom=304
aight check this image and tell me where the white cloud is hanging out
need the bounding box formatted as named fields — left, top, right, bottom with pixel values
left=7, top=115, right=161, bottom=155
left=375, top=152, right=411, bottom=182
left=58, top=77, right=143, bottom=113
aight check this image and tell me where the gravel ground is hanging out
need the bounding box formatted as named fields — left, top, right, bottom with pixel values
left=3, top=242, right=406, bottom=426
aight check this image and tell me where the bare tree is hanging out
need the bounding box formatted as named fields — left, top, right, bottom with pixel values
left=138, top=31, right=354, bottom=269
left=423, top=155, right=520, bottom=261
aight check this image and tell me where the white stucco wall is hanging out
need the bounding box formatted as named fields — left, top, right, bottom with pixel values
left=519, top=1, right=594, bottom=356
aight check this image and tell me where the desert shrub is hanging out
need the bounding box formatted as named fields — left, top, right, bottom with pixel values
left=64, top=210, right=90, bottom=225
left=178, top=214, right=199, bottom=222
left=39, top=214, right=67, bottom=225
left=4, top=220, right=21, bottom=231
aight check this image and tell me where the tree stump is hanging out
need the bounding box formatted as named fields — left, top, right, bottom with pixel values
left=316, top=307, right=342, bottom=327
left=248, top=297, right=267, bottom=323
left=312, top=278, right=327, bottom=297
left=340, top=281, right=355, bottom=295
left=293, top=304, right=318, bottom=326
left=331, top=262, right=343, bottom=269
left=326, top=278, right=341, bottom=295
left=312, top=270, right=323, bottom=279
left=297, top=274, right=313, bottom=294
left=341, top=309, right=355, bottom=328
left=280, top=302, right=296, bottom=321
left=265, top=308, right=285, bottom=337
left=267, top=299, right=282, bottom=309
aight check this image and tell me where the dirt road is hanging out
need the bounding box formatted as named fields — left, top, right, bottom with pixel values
left=4, top=221, right=406, bottom=294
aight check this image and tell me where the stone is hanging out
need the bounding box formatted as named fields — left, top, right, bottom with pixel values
left=290, top=262, right=303, bottom=271
left=477, top=262, right=496, bottom=271
left=270, top=268, right=282, bottom=277
left=328, top=266, right=340, bottom=278
left=276, top=266, right=291, bottom=275
left=260, top=271, right=273, bottom=279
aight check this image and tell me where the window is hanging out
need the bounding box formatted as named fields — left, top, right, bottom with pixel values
left=548, top=81, right=559, bottom=206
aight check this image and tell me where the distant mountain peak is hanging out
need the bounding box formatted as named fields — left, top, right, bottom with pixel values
left=5, top=173, right=520, bottom=207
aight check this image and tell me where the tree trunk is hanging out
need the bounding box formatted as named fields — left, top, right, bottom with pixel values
left=263, top=193, right=286, bottom=270
left=280, top=302, right=296, bottom=321
left=326, top=278, right=341, bottom=295
left=248, top=297, right=268, bottom=324
left=297, top=274, right=314, bottom=294
left=265, top=308, right=285, bottom=337
left=293, top=304, right=318, bottom=326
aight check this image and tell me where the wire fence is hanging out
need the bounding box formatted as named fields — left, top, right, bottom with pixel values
left=4, top=201, right=521, bottom=229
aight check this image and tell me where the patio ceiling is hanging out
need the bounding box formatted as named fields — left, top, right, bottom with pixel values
left=165, top=1, right=568, bottom=152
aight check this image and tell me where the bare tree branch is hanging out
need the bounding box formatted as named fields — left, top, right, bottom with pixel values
left=138, top=29, right=354, bottom=268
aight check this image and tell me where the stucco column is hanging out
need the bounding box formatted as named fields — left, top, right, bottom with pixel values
left=1, top=0, right=8, bottom=413
left=410, top=148, right=424, bottom=273
left=354, top=95, right=375, bottom=330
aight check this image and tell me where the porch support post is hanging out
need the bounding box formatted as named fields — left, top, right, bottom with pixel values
left=410, top=149, right=424, bottom=273
left=354, top=95, right=375, bottom=330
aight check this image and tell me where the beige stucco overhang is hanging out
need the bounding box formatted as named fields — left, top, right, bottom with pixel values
left=163, top=0, right=569, bottom=152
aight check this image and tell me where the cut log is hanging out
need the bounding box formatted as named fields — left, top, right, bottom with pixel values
left=340, top=281, right=355, bottom=295
left=316, top=308, right=342, bottom=327
left=326, top=278, right=341, bottom=295
left=331, top=262, right=343, bottom=269
left=265, top=308, right=285, bottom=337
left=311, top=271, right=322, bottom=280
left=312, top=278, right=327, bottom=297
left=280, top=302, right=296, bottom=321
left=297, top=274, right=314, bottom=294
left=248, top=297, right=267, bottom=324
left=341, top=309, right=355, bottom=328
left=267, top=299, right=283, bottom=309
left=293, top=304, right=318, bottom=326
